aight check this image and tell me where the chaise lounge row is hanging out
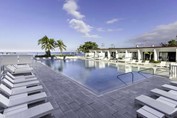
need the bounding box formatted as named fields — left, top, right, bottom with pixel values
left=135, top=81, right=177, bottom=118
left=0, top=64, right=54, bottom=118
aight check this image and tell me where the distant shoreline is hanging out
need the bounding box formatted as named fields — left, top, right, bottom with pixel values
left=0, top=51, right=84, bottom=56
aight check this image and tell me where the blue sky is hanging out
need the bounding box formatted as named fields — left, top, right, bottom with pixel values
left=0, top=0, right=177, bottom=52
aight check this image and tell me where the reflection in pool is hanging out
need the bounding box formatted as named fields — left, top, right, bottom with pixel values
left=42, top=59, right=153, bottom=95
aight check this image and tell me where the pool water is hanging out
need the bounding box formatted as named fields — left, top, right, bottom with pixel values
left=42, top=59, right=153, bottom=95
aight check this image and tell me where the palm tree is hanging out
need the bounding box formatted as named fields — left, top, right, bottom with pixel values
left=38, top=36, right=55, bottom=57
left=55, top=40, right=67, bottom=54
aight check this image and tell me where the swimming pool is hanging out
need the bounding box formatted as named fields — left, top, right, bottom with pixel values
left=42, top=59, right=153, bottom=95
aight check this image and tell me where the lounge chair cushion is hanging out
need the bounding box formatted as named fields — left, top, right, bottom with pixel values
left=0, top=83, right=43, bottom=96
left=5, top=75, right=37, bottom=84
left=2, top=79, right=40, bottom=88
left=0, top=92, right=47, bottom=108
left=6, top=72, right=35, bottom=80
left=6, top=65, right=33, bottom=74
left=2, top=102, right=53, bottom=118
left=135, top=95, right=177, bottom=116
left=0, top=93, right=9, bottom=108
left=137, top=105, right=165, bottom=118
left=170, top=81, right=177, bottom=86
left=9, top=92, right=47, bottom=107
left=151, top=88, right=177, bottom=101
left=162, top=84, right=177, bottom=91
left=156, top=96, right=177, bottom=108
left=0, top=84, right=12, bottom=95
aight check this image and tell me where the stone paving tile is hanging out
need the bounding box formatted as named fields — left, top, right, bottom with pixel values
left=58, top=102, right=71, bottom=113
left=99, top=109, right=114, bottom=118
left=75, top=108, right=91, bottom=118
left=31, top=62, right=170, bottom=118
left=68, top=101, right=81, bottom=112
left=64, top=110, right=79, bottom=118
left=88, top=110, right=103, bottom=118
left=52, top=108, right=65, bottom=118
left=80, top=104, right=94, bottom=113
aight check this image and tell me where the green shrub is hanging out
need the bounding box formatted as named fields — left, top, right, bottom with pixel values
left=35, top=55, right=56, bottom=58
left=149, top=60, right=161, bottom=63
left=55, top=54, right=75, bottom=57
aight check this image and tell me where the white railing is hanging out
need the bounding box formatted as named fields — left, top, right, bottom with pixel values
left=1, top=55, right=34, bottom=65
left=169, top=63, right=177, bottom=79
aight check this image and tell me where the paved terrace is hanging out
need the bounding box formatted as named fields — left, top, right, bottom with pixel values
left=32, top=62, right=170, bottom=118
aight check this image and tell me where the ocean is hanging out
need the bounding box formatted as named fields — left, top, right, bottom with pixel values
left=0, top=52, right=84, bottom=56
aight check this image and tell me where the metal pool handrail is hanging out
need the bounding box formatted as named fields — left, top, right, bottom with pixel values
left=117, top=72, right=134, bottom=85
left=117, top=68, right=154, bottom=85
left=138, top=68, right=154, bottom=79
left=117, top=67, right=169, bottom=85
left=139, top=67, right=169, bottom=77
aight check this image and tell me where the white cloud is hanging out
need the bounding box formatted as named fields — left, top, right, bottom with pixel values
left=106, top=18, right=122, bottom=24
left=63, top=0, right=101, bottom=38
left=96, top=27, right=123, bottom=32
left=107, top=28, right=123, bottom=32
left=84, top=33, right=101, bottom=38
left=69, top=19, right=92, bottom=34
left=69, top=19, right=101, bottom=38
left=63, top=0, right=84, bottom=19
left=131, top=21, right=177, bottom=46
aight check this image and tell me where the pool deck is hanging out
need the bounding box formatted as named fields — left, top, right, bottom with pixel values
left=32, top=61, right=170, bottom=118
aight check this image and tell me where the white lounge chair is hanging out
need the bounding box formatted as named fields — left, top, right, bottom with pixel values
left=140, top=60, right=149, bottom=65
left=162, top=84, right=177, bottom=91
left=135, top=95, right=177, bottom=118
left=155, top=61, right=166, bottom=67
left=6, top=71, right=35, bottom=79
left=151, top=88, right=177, bottom=101
left=136, top=60, right=143, bottom=65
left=137, top=105, right=165, bottom=118
left=2, top=79, right=40, bottom=88
left=1, top=102, right=53, bottom=118
left=5, top=65, right=33, bottom=74
left=0, top=83, right=43, bottom=96
left=170, top=81, right=177, bottom=86
left=13, top=64, right=30, bottom=68
left=128, top=60, right=136, bottom=64
left=0, top=92, right=47, bottom=108
left=4, top=75, right=37, bottom=84
left=7, top=64, right=32, bottom=70
left=156, top=96, right=177, bottom=108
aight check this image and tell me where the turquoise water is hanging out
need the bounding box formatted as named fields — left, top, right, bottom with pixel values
left=42, top=59, right=153, bottom=94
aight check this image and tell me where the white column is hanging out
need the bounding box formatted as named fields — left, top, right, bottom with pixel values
left=107, top=51, right=111, bottom=59
left=176, top=48, right=177, bottom=62
left=137, top=50, right=141, bottom=61
left=116, top=50, right=119, bottom=59
left=94, top=51, right=97, bottom=58
left=154, top=49, right=158, bottom=61
left=125, top=50, right=128, bottom=58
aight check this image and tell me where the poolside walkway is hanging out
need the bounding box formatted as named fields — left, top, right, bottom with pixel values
left=32, top=62, right=170, bottom=118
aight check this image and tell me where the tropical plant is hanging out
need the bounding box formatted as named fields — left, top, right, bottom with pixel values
left=38, top=36, right=55, bottom=57
left=160, top=42, right=168, bottom=47
left=168, top=40, right=177, bottom=46
left=161, top=39, right=177, bottom=47
left=55, top=40, right=67, bottom=54
left=144, top=52, right=153, bottom=60
left=77, top=41, right=98, bottom=53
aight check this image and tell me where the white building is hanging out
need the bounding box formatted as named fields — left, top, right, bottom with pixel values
left=86, top=46, right=177, bottom=62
